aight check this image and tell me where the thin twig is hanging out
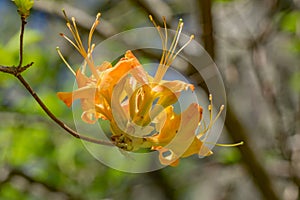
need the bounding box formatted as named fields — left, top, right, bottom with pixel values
left=0, top=64, right=114, bottom=146
left=16, top=74, right=114, bottom=146
left=0, top=10, right=115, bottom=147
left=18, top=17, right=27, bottom=68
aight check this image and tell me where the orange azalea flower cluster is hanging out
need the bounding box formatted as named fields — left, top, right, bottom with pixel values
left=56, top=13, right=223, bottom=166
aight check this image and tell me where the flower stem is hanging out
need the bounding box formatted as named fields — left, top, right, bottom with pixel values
left=18, top=17, right=27, bottom=68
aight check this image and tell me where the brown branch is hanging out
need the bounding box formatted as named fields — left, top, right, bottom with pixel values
left=195, top=1, right=280, bottom=199
left=18, top=17, right=27, bottom=68
left=17, top=74, right=114, bottom=146
left=0, top=7, right=114, bottom=147
left=0, top=65, right=114, bottom=146
left=198, top=0, right=215, bottom=60
left=225, top=106, right=280, bottom=200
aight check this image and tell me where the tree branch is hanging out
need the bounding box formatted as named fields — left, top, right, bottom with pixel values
left=0, top=7, right=114, bottom=147
left=198, top=0, right=215, bottom=60
left=196, top=1, right=280, bottom=199
left=0, top=64, right=114, bottom=146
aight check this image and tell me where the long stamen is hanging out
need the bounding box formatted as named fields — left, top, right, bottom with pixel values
left=159, top=16, right=168, bottom=66
left=56, top=47, right=76, bottom=76
left=61, top=11, right=100, bottom=79
left=149, top=15, right=169, bottom=83
left=153, top=18, right=190, bottom=82
left=59, top=33, right=81, bottom=53
left=198, top=94, right=224, bottom=142
left=65, top=22, right=85, bottom=57
left=167, top=21, right=183, bottom=64
left=62, top=10, right=70, bottom=24
left=62, top=10, right=85, bottom=55
left=166, top=35, right=194, bottom=67
left=162, top=19, right=183, bottom=67
left=163, top=16, right=168, bottom=54
left=71, top=17, right=86, bottom=56
left=149, top=15, right=166, bottom=52
left=204, top=141, right=244, bottom=147
left=88, top=13, right=101, bottom=52
left=87, top=44, right=96, bottom=71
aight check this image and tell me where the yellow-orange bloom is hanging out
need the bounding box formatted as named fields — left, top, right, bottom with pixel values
left=56, top=12, right=223, bottom=166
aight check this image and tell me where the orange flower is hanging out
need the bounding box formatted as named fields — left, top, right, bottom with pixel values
left=56, top=12, right=228, bottom=166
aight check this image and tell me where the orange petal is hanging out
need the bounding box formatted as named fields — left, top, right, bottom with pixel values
left=125, top=50, right=141, bottom=66
left=57, top=92, right=73, bottom=107
left=131, top=66, right=149, bottom=84
left=152, top=146, right=180, bottom=166
left=153, top=84, right=178, bottom=108
left=99, top=51, right=141, bottom=91
left=57, top=86, right=96, bottom=109
left=148, top=106, right=179, bottom=145
left=81, top=110, right=98, bottom=124
left=97, top=61, right=112, bottom=71
left=181, top=137, right=212, bottom=158
left=161, top=80, right=194, bottom=92
left=76, top=70, right=90, bottom=88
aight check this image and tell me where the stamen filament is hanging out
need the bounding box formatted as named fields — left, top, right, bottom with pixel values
left=62, top=10, right=70, bottom=24
left=71, top=17, right=85, bottom=55
left=204, top=141, right=244, bottom=147
left=88, top=13, right=101, bottom=52
left=162, top=19, right=183, bottom=68
left=163, top=16, right=168, bottom=53
left=59, top=33, right=81, bottom=53
left=66, top=23, right=84, bottom=54
left=56, top=47, right=76, bottom=76
left=198, top=95, right=224, bottom=145
left=61, top=11, right=100, bottom=80
left=168, top=22, right=183, bottom=63
left=166, top=34, right=194, bottom=67
left=149, top=15, right=166, bottom=52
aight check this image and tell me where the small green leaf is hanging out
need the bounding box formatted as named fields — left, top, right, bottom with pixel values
left=12, top=0, right=34, bottom=18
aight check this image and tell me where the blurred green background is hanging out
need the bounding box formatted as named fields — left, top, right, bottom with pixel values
left=0, top=0, right=300, bottom=199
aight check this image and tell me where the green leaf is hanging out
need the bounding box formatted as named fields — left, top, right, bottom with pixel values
left=12, top=0, right=34, bottom=18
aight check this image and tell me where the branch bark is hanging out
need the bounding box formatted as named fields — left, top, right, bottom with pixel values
left=198, top=0, right=215, bottom=60
left=197, top=0, right=280, bottom=199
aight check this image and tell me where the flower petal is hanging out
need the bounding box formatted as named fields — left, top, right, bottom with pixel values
left=152, top=146, right=180, bottom=166
left=161, top=80, right=194, bottom=92
left=57, top=92, right=73, bottom=107
left=181, top=137, right=212, bottom=158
